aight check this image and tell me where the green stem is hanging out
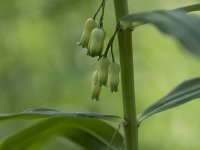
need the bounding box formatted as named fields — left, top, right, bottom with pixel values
left=113, top=0, right=138, bottom=150
left=99, top=0, right=106, bottom=28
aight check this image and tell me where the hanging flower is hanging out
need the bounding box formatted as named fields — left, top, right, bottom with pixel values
left=108, top=62, right=120, bottom=92
left=78, top=18, right=97, bottom=48
left=91, top=70, right=101, bottom=100
left=88, top=28, right=105, bottom=57
left=98, top=57, right=110, bottom=86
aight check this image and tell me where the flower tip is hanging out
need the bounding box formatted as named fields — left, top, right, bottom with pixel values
left=90, top=53, right=96, bottom=57
left=111, top=86, right=118, bottom=92
left=90, top=94, right=100, bottom=101
left=76, top=42, right=81, bottom=46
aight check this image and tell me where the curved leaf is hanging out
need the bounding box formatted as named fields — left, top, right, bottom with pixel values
left=0, top=108, right=122, bottom=123
left=122, top=4, right=200, bottom=56
left=0, top=117, right=123, bottom=150
left=138, top=78, right=200, bottom=124
left=175, top=3, right=200, bottom=12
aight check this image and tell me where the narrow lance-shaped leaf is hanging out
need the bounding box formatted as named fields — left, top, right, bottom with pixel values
left=0, top=118, right=123, bottom=150
left=0, top=108, right=122, bottom=123
left=138, top=78, right=200, bottom=124
left=0, top=108, right=123, bottom=149
left=174, top=3, right=200, bottom=12
left=121, top=4, right=200, bottom=57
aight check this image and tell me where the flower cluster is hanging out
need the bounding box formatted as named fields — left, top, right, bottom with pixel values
left=77, top=0, right=121, bottom=100
left=91, top=57, right=120, bottom=100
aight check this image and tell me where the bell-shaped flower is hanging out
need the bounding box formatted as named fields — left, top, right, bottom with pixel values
left=91, top=70, right=101, bottom=100
left=88, top=28, right=105, bottom=57
left=78, top=18, right=97, bottom=48
left=98, top=57, right=110, bottom=86
left=108, top=62, right=120, bottom=92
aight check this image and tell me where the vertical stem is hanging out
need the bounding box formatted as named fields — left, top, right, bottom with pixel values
left=113, top=0, right=138, bottom=150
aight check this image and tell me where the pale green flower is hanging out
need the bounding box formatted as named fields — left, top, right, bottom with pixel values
left=79, top=18, right=97, bottom=48
left=108, top=62, right=120, bottom=92
left=98, top=57, right=110, bottom=86
left=91, top=70, right=101, bottom=100
left=88, top=28, right=105, bottom=57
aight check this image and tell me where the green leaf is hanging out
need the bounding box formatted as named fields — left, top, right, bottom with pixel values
left=0, top=109, right=123, bottom=149
left=0, top=117, right=123, bottom=150
left=175, top=3, right=200, bottom=12
left=0, top=108, right=122, bottom=123
left=138, top=78, right=200, bottom=124
left=122, top=4, right=200, bottom=56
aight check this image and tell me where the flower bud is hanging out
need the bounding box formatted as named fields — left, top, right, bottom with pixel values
left=91, top=70, right=101, bottom=100
left=91, top=83, right=101, bottom=100
left=88, top=28, right=105, bottom=57
left=108, top=62, right=120, bottom=92
left=98, top=57, right=110, bottom=86
left=79, top=18, right=97, bottom=48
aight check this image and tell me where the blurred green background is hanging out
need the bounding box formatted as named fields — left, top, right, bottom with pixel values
left=0, top=0, right=200, bottom=149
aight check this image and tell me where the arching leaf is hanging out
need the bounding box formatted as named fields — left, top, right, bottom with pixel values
left=0, top=108, right=122, bottom=123
left=122, top=4, right=200, bottom=56
left=0, top=117, right=123, bottom=150
left=138, top=78, right=200, bottom=124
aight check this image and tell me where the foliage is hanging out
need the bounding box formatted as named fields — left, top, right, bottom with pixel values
left=0, top=109, right=123, bottom=150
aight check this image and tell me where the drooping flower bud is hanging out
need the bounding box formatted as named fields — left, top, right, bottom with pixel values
left=88, top=28, right=105, bottom=57
left=79, top=18, right=97, bottom=48
left=108, top=62, right=120, bottom=92
left=91, top=83, right=101, bottom=100
left=91, top=70, right=101, bottom=100
left=98, top=57, right=110, bottom=86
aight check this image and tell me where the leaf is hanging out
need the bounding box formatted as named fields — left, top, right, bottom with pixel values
left=0, top=109, right=123, bottom=149
left=175, top=3, right=200, bottom=12
left=121, top=4, right=200, bottom=57
left=0, top=117, right=123, bottom=150
left=138, top=78, right=200, bottom=124
left=0, top=108, right=122, bottom=123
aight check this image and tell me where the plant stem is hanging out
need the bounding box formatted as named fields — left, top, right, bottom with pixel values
left=113, top=0, right=138, bottom=150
